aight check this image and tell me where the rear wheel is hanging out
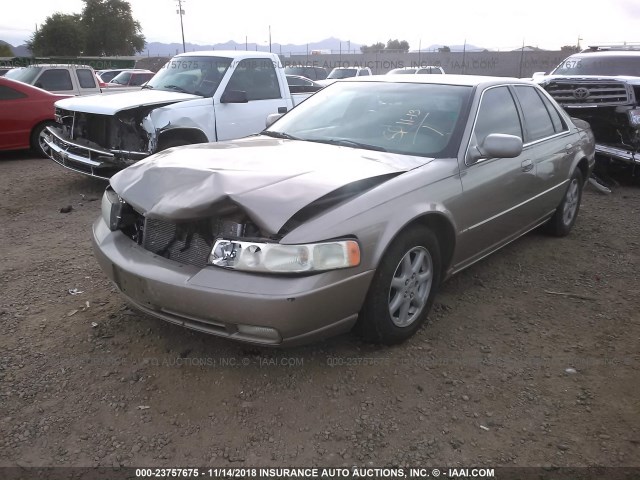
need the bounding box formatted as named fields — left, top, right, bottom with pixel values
left=357, top=226, right=441, bottom=345
left=545, top=169, right=583, bottom=237
left=30, top=121, right=56, bottom=158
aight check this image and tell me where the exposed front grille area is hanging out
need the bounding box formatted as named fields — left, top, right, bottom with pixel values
left=120, top=210, right=258, bottom=269
left=142, top=218, right=214, bottom=268
left=544, top=80, right=631, bottom=107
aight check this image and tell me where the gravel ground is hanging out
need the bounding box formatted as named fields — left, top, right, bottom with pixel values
left=0, top=153, right=639, bottom=468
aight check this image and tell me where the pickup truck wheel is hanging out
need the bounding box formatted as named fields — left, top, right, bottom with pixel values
left=357, top=226, right=441, bottom=345
left=545, top=169, right=583, bottom=237
left=30, top=121, right=56, bottom=158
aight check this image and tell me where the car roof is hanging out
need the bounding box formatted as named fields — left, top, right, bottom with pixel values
left=342, top=74, right=533, bottom=88
left=173, top=50, right=276, bottom=59
left=572, top=50, right=640, bottom=57
left=20, top=64, right=94, bottom=69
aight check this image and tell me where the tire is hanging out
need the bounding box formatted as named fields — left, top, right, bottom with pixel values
left=357, top=226, right=441, bottom=345
left=545, top=169, right=583, bottom=237
left=30, top=121, right=56, bottom=158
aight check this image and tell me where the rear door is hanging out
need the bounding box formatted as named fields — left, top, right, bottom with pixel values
left=214, top=58, right=291, bottom=141
left=454, top=85, right=540, bottom=267
left=512, top=85, right=573, bottom=212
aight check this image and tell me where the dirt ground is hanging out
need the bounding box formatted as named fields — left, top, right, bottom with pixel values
left=1, top=153, right=639, bottom=469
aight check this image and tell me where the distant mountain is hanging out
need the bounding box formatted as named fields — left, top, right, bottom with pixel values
left=0, top=41, right=31, bottom=56
left=142, top=37, right=362, bottom=56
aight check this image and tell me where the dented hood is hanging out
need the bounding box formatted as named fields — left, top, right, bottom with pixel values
left=110, top=136, right=432, bottom=234
left=54, top=90, right=199, bottom=115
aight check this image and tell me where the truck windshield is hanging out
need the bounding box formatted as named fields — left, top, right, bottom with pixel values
left=328, top=68, right=358, bottom=79
left=5, top=67, right=42, bottom=84
left=266, top=81, right=472, bottom=158
left=145, top=56, right=233, bottom=97
left=552, top=55, right=640, bottom=76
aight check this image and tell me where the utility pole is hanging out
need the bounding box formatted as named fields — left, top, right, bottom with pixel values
left=176, top=0, right=186, bottom=53
left=577, top=35, right=583, bottom=50
left=269, top=25, right=272, bottom=53
left=461, top=38, right=466, bottom=75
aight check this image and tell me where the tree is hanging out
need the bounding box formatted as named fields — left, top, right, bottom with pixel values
left=0, top=42, right=13, bottom=57
left=560, top=45, right=580, bottom=53
left=386, top=39, right=410, bottom=52
left=26, top=13, right=85, bottom=56
left=82, top=0, right=145, bottom=55
left=361, top=42, right=386, bottom=54
left=438, top=46, right=451, bottom=53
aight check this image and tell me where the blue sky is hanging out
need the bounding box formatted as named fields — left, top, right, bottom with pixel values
left=1, top=0, right=639, bottom=52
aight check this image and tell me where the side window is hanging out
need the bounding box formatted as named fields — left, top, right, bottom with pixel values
left=513, top=86, right=556, bottom=142
left=0, top=85, right=27, bottom=100
left=130, top=73, right=152, bottom=86
left=538, top=90, right=568, bottom=133
left=473, top=86, right=523, bottom=147
left=76, top=69, right=96, bottom=89
left=358, top=69, right=370, bottom=76
left=303, top=67, right=315, bottom=80
left=225, top=58, right=281, bottom=101
left=36, top=69, right=73, bottom=91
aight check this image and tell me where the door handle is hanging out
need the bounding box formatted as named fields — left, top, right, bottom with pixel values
left=278, top=107, right=288, bottom=114
left=521, top=159, right=534, bottom=172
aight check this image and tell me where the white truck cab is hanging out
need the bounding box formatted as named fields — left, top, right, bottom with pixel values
left=5, top=64, right=101, bottom=96
left=41, top=51, right=312, bottom=178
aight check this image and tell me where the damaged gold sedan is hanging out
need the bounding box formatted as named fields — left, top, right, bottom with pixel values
left=93, top=76, right=595, bottom=346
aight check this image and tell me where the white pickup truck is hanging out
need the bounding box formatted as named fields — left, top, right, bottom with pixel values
left=42, top=51, right=313, bottom=178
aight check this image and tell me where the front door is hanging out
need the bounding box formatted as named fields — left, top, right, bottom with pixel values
left=215, top=58, right=289, bottom=141
left=454, top=85, right=539, bottom=268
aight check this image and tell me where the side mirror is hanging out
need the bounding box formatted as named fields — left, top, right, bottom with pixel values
left=265, top=113, right=283, bottom=128
left=468, top=134, right=523, bottom=164
left=532, top=71, right=547, bottom=78
left=220, top=89, right=249, bottom=103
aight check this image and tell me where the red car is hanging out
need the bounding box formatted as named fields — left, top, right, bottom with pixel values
left=0, top=77, right=71, bottom=157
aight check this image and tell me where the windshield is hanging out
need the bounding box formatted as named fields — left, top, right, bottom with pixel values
left=6, top=67, right=42, bottom=84
left=552, top=55, right=640, bottom=76
left=328, top=68, right=358, bottom=79
left=145, top=56, right=233, bottom=96
left=266, top=81, right=472, bottom=158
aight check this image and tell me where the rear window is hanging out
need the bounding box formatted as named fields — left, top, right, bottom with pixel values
left=6, top=67, right=42, bottom=84
left=76, top=69, right=96, bottom=88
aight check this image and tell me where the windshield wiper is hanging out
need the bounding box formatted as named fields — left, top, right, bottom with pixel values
left=261, top=131, right=300, bottom=140
left=164, top=84, right=189, bottom=93
left=306, top=138, right=387, bottom=152
left=141, top=84, right=154, bottom=90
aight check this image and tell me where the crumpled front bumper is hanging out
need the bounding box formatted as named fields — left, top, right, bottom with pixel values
left=91, top=217, right=374, bottom=346
left=42, top=127, right=148, bottom=179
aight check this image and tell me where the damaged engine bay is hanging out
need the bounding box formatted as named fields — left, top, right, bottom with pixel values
left=54, top=105, right=153, bottom=164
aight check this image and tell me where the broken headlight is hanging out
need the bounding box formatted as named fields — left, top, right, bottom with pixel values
left=101, top=187, right=136, bottom=231
left=209, top=239, right=360, bottom=273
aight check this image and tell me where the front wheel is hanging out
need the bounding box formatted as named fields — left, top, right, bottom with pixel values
left=357, top=226, right=441, bottom=345
left=545, top=169, right=583, bottom=237
left=30, top=121, right=56, bottom=158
